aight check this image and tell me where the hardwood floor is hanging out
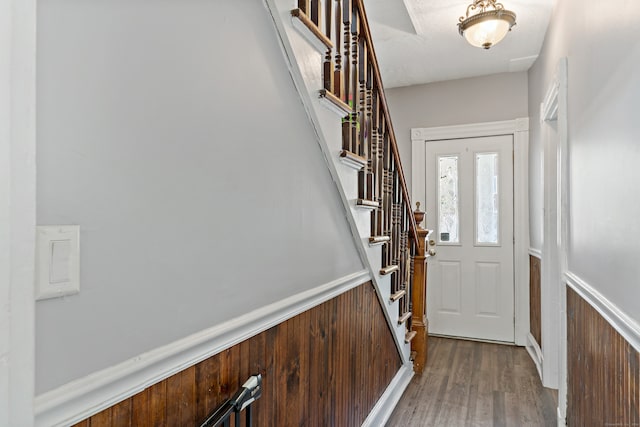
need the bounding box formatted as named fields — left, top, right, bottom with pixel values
left=386, top=337, right=557, bottom=427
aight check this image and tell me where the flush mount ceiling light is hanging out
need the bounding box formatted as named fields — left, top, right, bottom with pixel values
left=458, top=0, right=516, bottom=50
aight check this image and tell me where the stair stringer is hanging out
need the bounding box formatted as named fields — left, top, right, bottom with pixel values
left=263, top=0, right=411, bottom=364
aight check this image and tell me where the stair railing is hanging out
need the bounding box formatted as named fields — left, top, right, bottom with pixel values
left=199, top=374, right=262, bottom=427
left=292, top=0, right=430, bottom=373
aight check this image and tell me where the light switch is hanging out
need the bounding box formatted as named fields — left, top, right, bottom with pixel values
left=50, top=240, right=72, bottom=283
left=36, top=226, right=80, bottom=300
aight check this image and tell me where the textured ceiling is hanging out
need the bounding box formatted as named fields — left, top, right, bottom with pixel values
left=363, top=0, right=555, bottom=88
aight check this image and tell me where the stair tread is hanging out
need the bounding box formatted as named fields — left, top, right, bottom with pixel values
left=319, top=89, right=351, bottom=116
left=390, top=289, right=406, bottom=302
left=380, top=264, right=400, bottom=275
left=357, top=199, right=380, bottom=209
left=290, top=9, right=333, bottom=50
left=340, top=150, right=367, bottom=169
left=369, top=235, right=390, bottom=247
left=398, top=311, right=412, bottom=325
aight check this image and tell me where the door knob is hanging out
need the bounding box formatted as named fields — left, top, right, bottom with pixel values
left=429, top=239, right=436, bottom=246
left=429, top=249, right=436, bottom=257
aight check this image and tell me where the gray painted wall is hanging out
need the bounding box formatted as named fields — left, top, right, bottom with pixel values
left=36, top=0, right=362, bottom=393
left=385, top=72, right=529, bottom=194
left=528, top=0, right=640, bottom=321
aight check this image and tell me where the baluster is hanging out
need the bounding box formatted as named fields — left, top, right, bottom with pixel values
left=342, top=0, right=351, bottom=104
left=369, top=88, right=379, bottom=236
left=357, top=34, right=366, bottom=158
left=350, top=4, right=359, bottom=155
left=380, top=129, right=389, bottom=237
left=340, top=0, right=351, bottom=152
left=356, top=30, right=367, bottom=199
left=401, top=227, right=408, bottom=315
left=298, top=0, right=310, bottom=15
left=310, top=0, right=322, bottom=28
left=334, top=0, right=343, bottom=100
left=383, top=164, right=392, bottom=270
left=375, top=100, right=384, bottom=236
left=402, top=210, right=409, bottom=289
left=365, top=57, right=374, bottom=202
left=323, top=0, right=333, bottom=92
left=384, top=138, right=392, bottom=247
left=392, top=202, right=400, bottom=292
left=392, top=162, right=400, bottom=276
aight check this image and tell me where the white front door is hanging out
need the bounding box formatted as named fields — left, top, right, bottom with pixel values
left=426, top=135, right=514, bottom=342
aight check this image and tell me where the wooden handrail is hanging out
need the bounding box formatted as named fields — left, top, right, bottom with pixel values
left=353, top=0, right=419, bottom=243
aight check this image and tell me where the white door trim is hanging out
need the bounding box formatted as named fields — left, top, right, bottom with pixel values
left=411, top=118, right=530, bottom=346
left=540, top=57, right=569, bottom=423
left=0, top=0, right=37, bottom=425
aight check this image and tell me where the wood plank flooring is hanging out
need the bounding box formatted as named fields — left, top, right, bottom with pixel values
left=386, top=337, right=557, bottom=427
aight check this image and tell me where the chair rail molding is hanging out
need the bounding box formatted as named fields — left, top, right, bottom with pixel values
left=34, top=270, right=371, bottom=427
left=411, top=118, right=530, bottom=346
left=528, top=247, right=542, bottom=258
left=566, top=272, right=640, bottom=353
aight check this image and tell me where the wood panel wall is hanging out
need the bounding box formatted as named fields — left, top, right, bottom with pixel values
left=529, top=255, right=541, bottom=347
left=72, top=281, right=402, bottom=426
left=567, top=286, right=640, bottom=427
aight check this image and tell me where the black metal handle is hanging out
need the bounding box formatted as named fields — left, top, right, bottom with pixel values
left=199, top=374, right=262, bottom=427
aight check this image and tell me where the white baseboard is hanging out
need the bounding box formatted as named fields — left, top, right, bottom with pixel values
left=566, top=271, right=640, bottom=352
left=35, top=270, right=371, bottom=427
left=525, top=332, right=543, bottom=381
left=361, top=363, right=414, bottom=427
left=557, top=406, right=565, bottom=426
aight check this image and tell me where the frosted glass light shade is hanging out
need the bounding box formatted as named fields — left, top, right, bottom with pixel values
left=458, top=9, right=516, bottom=49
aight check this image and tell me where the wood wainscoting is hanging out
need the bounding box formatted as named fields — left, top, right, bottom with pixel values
left=73, top=281, right=402, bottom=426
left=529, top=255, right=542, bottom=347
left=567, top=287, right=640, bottom=426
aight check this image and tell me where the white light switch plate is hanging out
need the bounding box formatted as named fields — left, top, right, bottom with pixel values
left=36, top=225, right=80, bottom=300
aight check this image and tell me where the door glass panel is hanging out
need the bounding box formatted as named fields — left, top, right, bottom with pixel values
left=438, top=155, right=459, bottom=243
left=476, top=152, right=499, bottom=244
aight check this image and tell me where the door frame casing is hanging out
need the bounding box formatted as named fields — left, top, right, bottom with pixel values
left=411, top=118, right=530, bottom=345
left=539, top=57, right=569, bottom=423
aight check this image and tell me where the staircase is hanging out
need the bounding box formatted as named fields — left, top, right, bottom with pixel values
left=265, top=0, right=430, bottom=373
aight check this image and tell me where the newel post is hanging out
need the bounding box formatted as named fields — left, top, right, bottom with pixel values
left=412, top=202, right=429, bottom=374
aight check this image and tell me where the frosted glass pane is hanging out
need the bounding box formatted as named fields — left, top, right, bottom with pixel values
left=476, top=153, right=499, bottom=244
left=438, top=156, right=459, bottom=243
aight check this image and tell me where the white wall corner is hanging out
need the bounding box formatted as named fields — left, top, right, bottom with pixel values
left=1, top=0, right=37, bottom=425
left=514, top=120, right=531, bottom=346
